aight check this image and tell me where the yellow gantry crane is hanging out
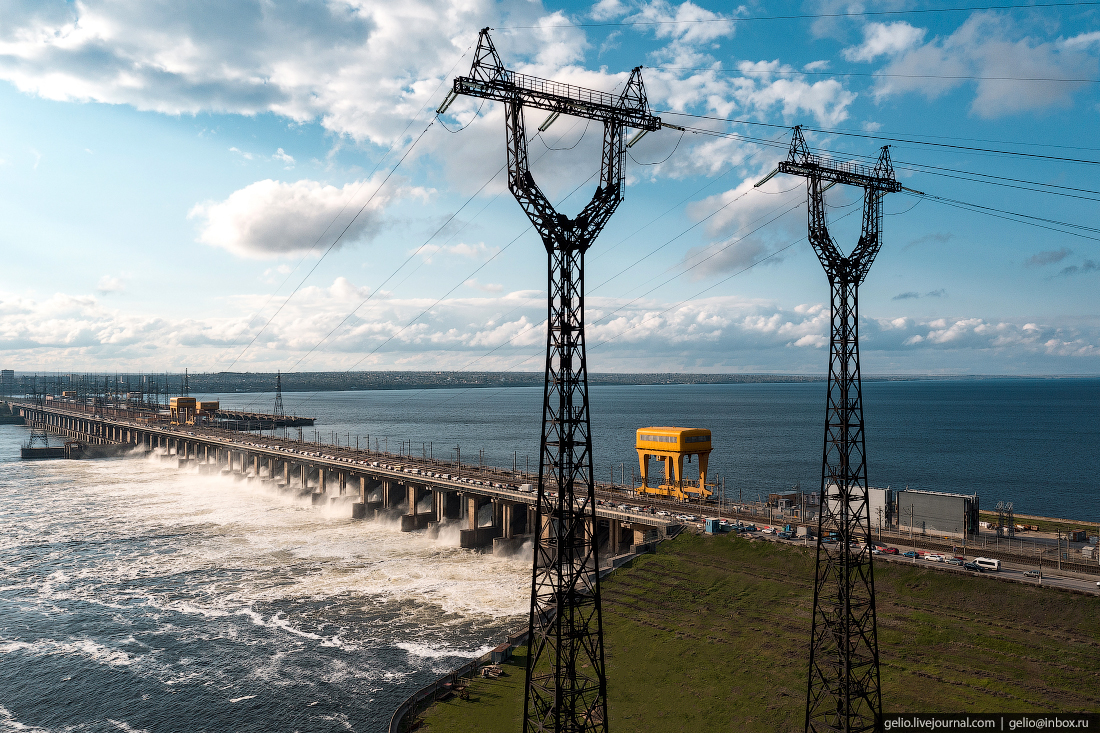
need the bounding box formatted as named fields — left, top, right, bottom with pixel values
left=635, top=427, right=713, bottom=502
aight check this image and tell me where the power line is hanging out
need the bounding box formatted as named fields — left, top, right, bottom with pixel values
left=223, top=121, right=436, bottom=371
left=651, top=66, right=1100, bottom=83
left=659, top=111, right=1100, bottom=164
left=895, top=160, right=1100, bottom=202
left=918, top=192, right=1100, bottom=241
left=498, top=1, right=1100, bottom=28
left=218, top=46, right=474, bottom=369
left=590, top=196, right=808, bottom=329
left=274, top=116, right=611, bottom=406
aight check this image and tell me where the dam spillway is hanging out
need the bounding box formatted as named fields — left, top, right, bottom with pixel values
left=7, top=399, right=677, bottom=555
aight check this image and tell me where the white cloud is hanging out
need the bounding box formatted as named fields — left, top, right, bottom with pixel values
left=1, top=284, right=1098, bottom=372
left=675, top=172, right=810, bottom=276
left=590, top=0, right=629, bottom=22
left=96, top=275, right=125, bottom=294
left=632, top=0, right=735, bottom=51
left=273, top=148, right=295, bottom=167
left=465, top=278, right=503, bottom=292
left=0, top=0, right=568, bottom=146
left=862, top=13, right=1100, bottom=117
left=188, top=175, right=422, bottom=258
left=842, top=22, right=926, bottom=62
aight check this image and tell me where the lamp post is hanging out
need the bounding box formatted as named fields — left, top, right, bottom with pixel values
left=905, top=504, right=916, bottom=560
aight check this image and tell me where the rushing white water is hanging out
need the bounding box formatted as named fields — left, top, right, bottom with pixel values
left=0, top=424, right=528, bottom=732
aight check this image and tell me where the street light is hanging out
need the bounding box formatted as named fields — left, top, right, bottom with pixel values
left=905, top=504, right=916, bottom=561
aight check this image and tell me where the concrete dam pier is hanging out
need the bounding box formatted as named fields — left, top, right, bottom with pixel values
left=8, top=399, right=677, bottom=555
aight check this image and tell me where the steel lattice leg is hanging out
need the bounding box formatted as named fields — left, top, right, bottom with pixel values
left=525, top=246, right=608, bottom=733
left=806, top=275, right=881, bottom=733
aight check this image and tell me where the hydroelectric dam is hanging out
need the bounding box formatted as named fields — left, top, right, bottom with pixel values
left=7, top=398, right=678, bottom=556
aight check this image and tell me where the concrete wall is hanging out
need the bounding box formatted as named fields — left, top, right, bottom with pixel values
left=897, top=490, right=978, bottom=538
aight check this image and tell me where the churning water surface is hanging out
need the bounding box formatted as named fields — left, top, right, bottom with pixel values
left=2, top=378, right=1098, bottom=732
left=0, top=425, right=529, bottom=732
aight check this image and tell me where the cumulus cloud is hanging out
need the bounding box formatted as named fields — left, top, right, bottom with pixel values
left=1027, top=247, right=1072, bottom=267
left=188, top=176, right=422, bottom=258
left=96, top=275, right=125, bottom=294
left=843, top=22, right=926, bottom=62
left=854, top=13, right=1100, bottom=117
left=1, top=284, right=1098, bottom=372
left=465, top=278, right=503, bottom=293
left=0, top=0, right=569, bottom=146
left=904, top=232, right=954, bottom=250
left=674, top=172, right=814, bottom=278
left=892, top=289, right=945, bottom=300
left=1058, top=259, right=1099, bottom=277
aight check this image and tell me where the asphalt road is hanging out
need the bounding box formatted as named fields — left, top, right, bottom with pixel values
left=740, top=529, right=1100, bottom=596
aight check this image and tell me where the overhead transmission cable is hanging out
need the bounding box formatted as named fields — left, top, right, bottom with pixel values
left=651, top=66, right=1100, bottom=84
left=223, top=120, right=436, bottom=372
left=657, top=110, right=1100, bottom=165
left=219, top=46, right=474, bottom=370
left=498, top=1, right=1100, bottom=28
left=275, top=116, right=607, bottom=407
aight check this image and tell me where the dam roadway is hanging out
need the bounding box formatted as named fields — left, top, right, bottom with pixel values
left=9, top=399, right=678, bottom=555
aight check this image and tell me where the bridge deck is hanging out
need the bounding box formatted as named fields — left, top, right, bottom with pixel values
left=8, top=400, right=677, bottom=530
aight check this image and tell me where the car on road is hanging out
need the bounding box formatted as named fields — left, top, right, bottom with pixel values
left=924, top=554, right=944, bottom=562
left=871, top=548, right=884, bottom=555
left=963, top=561, right=983, bottom=572
left=944, top=557, right=963, bottom=566
left=1023, top=570, right=1041, bottom=578
left=883, top=547, right=899, bottom=555
left=777, top=532, right=793, bottom=540
left=902, top=551, right=919, bottom=558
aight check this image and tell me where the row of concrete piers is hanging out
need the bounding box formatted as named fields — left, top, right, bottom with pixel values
left=13, top=400, right=675, bottom=557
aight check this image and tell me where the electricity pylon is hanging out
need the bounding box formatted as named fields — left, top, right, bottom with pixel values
left=451, top=28, right=662, bottom=733
left=273, top=370, right=285, bottom=419
left=770, top=126, right=903, bottom=733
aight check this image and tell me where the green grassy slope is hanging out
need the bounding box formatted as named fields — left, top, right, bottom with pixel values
left=418, top=534, right=1100, bottom=733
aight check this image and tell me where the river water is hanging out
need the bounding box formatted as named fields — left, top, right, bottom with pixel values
left=2, top=378, right=1098, bottom=732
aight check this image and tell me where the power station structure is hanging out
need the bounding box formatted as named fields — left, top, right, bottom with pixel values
left=635, top=427, right=713, bottom=502
left=449, top=28, right=664, bottom=733
left=766, top=127, right=904, bottom=733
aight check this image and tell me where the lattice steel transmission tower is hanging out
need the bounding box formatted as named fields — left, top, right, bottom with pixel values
left=771, top=127, right=903, bottom=733
left=27, top=375, right=50, bottom=448
left=273, top=370, right=285, bottom=419
left=451, top=29, right=662, bottom=733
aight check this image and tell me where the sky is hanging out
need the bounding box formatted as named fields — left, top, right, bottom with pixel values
left=0, top=0, right=1098, bottom=376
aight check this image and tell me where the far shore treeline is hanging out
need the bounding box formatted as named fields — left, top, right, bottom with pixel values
left=6, top=371, right=1096, bottom=395
left=6, top=371, right=1089, bottom=394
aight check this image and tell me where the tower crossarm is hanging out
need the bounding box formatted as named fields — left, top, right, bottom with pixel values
left=778, top=125, right=900, bottom=194
left=778, top=156, right=901, bottom=193
left=455, top=71, right=661, bottom=132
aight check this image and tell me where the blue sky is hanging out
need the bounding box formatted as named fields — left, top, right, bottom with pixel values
left=0, top=0, right=1098, bottom=375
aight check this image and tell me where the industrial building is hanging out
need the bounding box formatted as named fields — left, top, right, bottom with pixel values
left=635, top=426, right=713, bottom=502
left=896, top=488, right=980, bottom=539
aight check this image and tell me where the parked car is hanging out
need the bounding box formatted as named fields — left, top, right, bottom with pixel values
left=902, top=551, right=919, bottom=558
left=963, top=561, right=983, bottom=572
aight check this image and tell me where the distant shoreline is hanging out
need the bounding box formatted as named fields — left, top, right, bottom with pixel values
left=5, top=371, right=1099, bottom=396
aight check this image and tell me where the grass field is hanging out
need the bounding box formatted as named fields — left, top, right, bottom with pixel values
left=417, top=533, right=1100, bottom=733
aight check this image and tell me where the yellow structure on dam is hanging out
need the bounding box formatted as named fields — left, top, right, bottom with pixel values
left=169, top=397, right=197, bottom=426
left=635, top=426, right=713, bottom=502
